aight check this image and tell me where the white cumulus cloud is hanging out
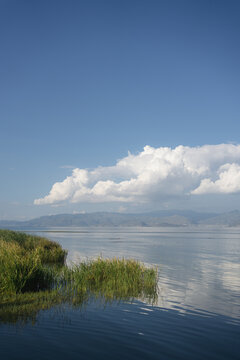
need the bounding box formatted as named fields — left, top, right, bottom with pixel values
left=191, top=163, right=240, bottom=194
left=34, top=144, right=240, bottom=205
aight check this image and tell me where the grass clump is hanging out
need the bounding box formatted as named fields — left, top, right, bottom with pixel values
left=0, top=229, right=67, bottom=265
left=0, top=230, right=66, bottom=294
left=0, top=229, right=158, bottom=324
left=0, top=241, right=55, bottom=294
left=64, top=257, right=158, bottom=302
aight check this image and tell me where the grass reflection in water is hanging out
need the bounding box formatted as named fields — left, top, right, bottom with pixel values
left=0, top=230, right=158, bottom=324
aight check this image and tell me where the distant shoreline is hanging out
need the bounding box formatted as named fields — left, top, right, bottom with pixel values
left=1, top=210, right=240, bottom=228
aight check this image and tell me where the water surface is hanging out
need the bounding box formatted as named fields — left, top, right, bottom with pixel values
left=1, top=226, right=239, bottom=359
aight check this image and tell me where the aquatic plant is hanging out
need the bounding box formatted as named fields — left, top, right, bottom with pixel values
left=0, top=229, right=67, bottom=265
left=63, top=257, right=158, bottom=302
left=0, top=240, right=56, bottom=294
left=0, top=229, right=158, bottom=324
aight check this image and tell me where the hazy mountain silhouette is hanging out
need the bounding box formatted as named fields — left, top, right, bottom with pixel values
left=1, top=210, right=240, bottom=228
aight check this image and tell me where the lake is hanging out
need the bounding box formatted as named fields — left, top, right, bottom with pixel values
left=0, top=226, right=240, bottom=359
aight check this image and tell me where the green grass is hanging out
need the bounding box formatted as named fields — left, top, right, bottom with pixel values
left=0, top=229, right=67, bottom=294
left=63, top=257, right=158, bottom=302
left=0, top=229, right=67, bottom=265
left=0, top=229, right=158, bottom=324
left=0, top=240, right=56, bottom=294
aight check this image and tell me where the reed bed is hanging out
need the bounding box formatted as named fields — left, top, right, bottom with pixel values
left=0, top=230, right=158, bottom=323
left=0, top=240, right=56, bottom=294
left=0, top=229, right=67, bottom=265
left=63, top=257, right=158, bottom=302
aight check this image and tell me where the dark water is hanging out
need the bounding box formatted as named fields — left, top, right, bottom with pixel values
left=1, top=226, right=240, bottom=359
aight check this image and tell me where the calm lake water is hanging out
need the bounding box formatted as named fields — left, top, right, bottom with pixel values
left=1, top=226, right=240, bottom=359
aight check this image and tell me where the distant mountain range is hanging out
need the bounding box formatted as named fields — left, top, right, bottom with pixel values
left=1, top=210, right=240, bottom=228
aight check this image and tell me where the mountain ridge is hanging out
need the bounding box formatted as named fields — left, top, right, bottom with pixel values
left=1, top=210, right=240, bottom=227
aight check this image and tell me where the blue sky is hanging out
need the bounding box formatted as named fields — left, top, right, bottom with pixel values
left=1, top=0, right=240, bottom=219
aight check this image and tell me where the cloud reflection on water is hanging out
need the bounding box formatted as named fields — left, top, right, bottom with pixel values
left=50, top=226, right=240, bottom=323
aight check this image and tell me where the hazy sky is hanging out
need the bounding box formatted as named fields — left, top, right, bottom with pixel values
left=1, top=0, right=240, bottom=219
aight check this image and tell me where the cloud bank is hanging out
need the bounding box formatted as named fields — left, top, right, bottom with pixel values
left=34, top=144, right=240, bottom=205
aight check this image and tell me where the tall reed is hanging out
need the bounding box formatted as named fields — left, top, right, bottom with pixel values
left=0, top=241, right=55, bottom=294
left=62, top=257, right=158, bottom=302
left=0, top=229, right=158, bottom=323
left=0, top=229, right=67, bottom=265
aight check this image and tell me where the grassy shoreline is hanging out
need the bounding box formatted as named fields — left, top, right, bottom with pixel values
left=0, top=229, right=158, bottom=323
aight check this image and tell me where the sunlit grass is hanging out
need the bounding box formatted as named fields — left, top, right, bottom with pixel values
left=0, top=240, right=56, bottom=294
left=63, top=257, right=158, bottom=302
left=0, top=229, right=67, bottom=265
left=0, top=230, right=158, bottom=324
